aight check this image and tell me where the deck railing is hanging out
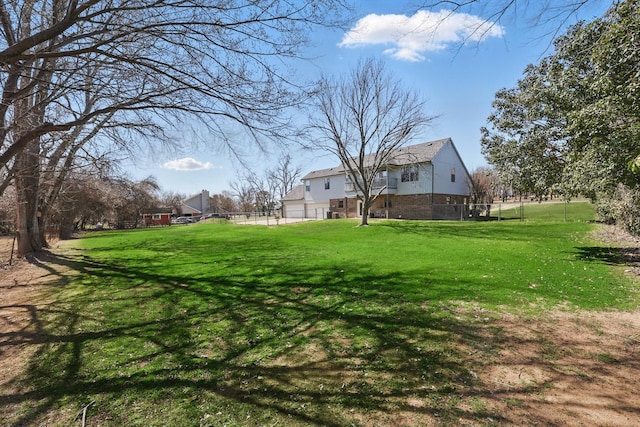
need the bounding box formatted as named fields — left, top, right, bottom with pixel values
left=345, top=177, right=398, bottom=192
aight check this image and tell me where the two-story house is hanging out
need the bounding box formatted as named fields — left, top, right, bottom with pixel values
left=281, top=138, right=472, bottom=220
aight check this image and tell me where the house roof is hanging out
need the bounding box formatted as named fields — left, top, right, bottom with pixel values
left=385, top=138, right=449, bottom=165
left=143, top=207, right=172, bottom=215
left=302, top=138, right=451, bottom=179
left=184, top=190, right=210, bottom=203
left=179, top=203, right=201, bottom=215
left=303, top=166, right=346, bottom=180
left=281, top=184, right=305, bottom=201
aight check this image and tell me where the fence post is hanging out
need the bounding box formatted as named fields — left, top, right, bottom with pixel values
left=9, top=231, right=17, bottom=265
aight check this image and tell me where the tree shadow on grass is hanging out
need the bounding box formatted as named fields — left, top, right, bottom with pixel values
left=574, top=246, right=640, bottom=266
left=377, top=219, right=563, bottom=243
left=1, top=247, right=511, bottom=426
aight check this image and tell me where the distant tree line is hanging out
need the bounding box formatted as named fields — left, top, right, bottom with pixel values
left=0, top=152, right=302, bottom=237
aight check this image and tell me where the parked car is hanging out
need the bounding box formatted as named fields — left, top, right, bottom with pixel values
left=171, top=216, right=193, bottom=224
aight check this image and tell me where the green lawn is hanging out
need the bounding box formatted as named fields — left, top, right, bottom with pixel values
left=3, top=206, right=638, bottom=426
left=494, top=199, right=595, bottom=222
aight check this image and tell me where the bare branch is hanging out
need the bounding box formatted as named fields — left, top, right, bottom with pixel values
left=309, top=57, right=436, bottom=225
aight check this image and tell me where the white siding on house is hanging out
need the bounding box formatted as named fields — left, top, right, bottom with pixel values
left=393, top=163, right=433, bottom=195
left=283, top=201, right=306, bottom=218
left=179, top=203, right=201, bottom=216
left=305, top=202, right=331, bottom=219
left=305, top=174, right=346, bottom=204
left=431, top=142, right=471, bottom=196
left=183, top=190, right=211, bottom=215
left=281, top=184, right=306, bottom=218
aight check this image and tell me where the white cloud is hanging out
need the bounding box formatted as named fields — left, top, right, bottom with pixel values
left=162, top=157, right=217, bottom=171
left=339, top=10, right=505, bottom=62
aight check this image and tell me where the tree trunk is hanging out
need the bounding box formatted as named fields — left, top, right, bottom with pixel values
left=14, top=143, right=44, bottom=256
left=360, top=199, right=370, bottom=226
left=59, top=222, right=75, bottom=240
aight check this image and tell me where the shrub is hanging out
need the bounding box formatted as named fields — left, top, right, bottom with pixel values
left=597, top=184, right=640, bottom=235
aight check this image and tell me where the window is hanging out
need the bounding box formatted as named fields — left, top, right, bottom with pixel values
left=305, top=180, right=310, bottom=191
left=152, top=214, right=161, bottom=220
left=450, top=167, right=456, bottom=183
left=324, top=177, right=330, bottom=190
left=338, top=200, right=344, bottom=208
left=401, top=165, right=419, bottom=182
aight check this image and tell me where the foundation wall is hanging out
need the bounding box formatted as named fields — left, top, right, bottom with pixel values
left=332, top=194, right=468, bottom=220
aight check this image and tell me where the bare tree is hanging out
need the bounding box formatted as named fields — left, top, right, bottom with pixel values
left=421, top=1, right=607, bottom=43
left=268, top=153, right=303, bottom=200
left=161, top=191, right=187, bottom=217
left=50, top=172, right=111, bottom=239
left=36, top=109, right=119, bottom=244
left=236, top=153, right=301, bottom=217
left=43, top=172, right=161, bottom=237
left=309, top=58, right=435, bottom=226
left=469, top=166, right=498, bottom=218
left=106, top=176, right=161, bottom=229
left=0, top=0, right=351, bottom=255
left=211, top=192, right=237, bottom=213
left=230, top=180, right=256, bottom=216
left=244, top=171, right=279, bottom=216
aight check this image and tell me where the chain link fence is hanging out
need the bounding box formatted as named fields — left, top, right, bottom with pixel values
left=219, top=212, right=316, bottom=225
left=468, top=200, right=593, bottom=222
left=279, top=201, right=592, bottom=222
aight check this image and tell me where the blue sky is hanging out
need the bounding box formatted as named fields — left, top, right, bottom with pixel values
left=126, top=0, right=610, bottom=197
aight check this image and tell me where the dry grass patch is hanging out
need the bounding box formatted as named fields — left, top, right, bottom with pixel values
left=476, top=310, right=640, bottom=426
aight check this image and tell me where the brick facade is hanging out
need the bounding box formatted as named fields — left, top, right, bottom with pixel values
left=331, top=194, right=468, bottom=220
left=329, top=197, right=357, bottom=219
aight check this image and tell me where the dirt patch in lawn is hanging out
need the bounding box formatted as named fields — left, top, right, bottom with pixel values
left=0, top=237, right=76, bottom=423
left=0, top=238, right=70, bottom=388
left=0, top=230, right=639, bottom=426
left=475, top=309, right=640, bottom=426
left=467, top=224, right=640, bottom=426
